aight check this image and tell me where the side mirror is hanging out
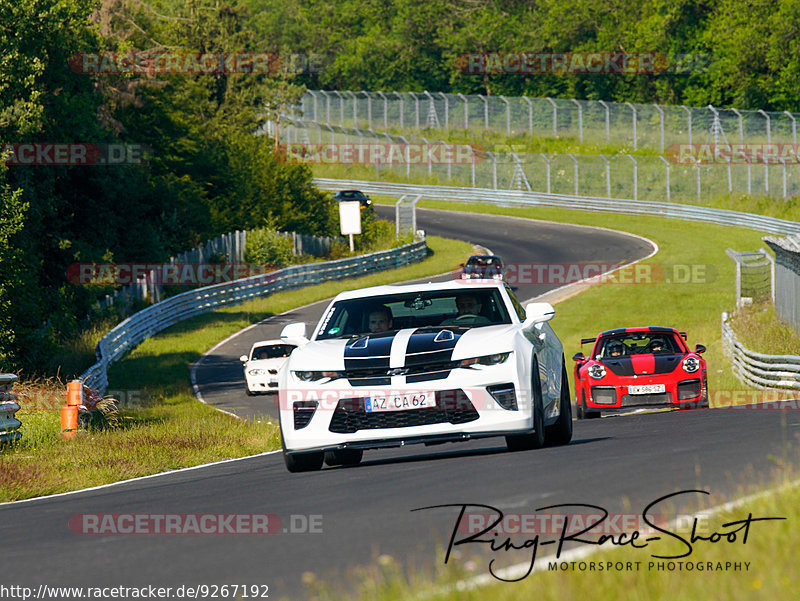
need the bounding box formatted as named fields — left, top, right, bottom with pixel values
left=572, top=352, right=585, bottom=362
left=281, top=322, right=308, bottom=344
left=523, top=302, right=555, bottom=326
left=695, top=344, right=706, bottom=355
left=239, top=355, right=248, bottom=363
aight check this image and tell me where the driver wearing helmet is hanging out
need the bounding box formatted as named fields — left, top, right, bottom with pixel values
left=607, top=340, right=625, bottom=357
left=440, top=293, right=492, bottom=326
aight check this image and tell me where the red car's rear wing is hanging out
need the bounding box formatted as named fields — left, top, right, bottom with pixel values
left=580, top=338, right=596, bottom=345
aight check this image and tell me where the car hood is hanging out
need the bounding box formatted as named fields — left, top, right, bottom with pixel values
left=290, top=325, right=518, bottom=371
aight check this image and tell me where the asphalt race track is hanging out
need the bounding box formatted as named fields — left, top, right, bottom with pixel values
left=3, top=208, right=799, bottom=600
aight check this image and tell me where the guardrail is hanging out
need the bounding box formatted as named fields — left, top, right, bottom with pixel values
left=314, top=178, right=800, bottom=236
left=0, top=374, right=21, bottom=443
left=721, top=312, right=800, bottom=390
left=80, top=237, right=428, bottom=394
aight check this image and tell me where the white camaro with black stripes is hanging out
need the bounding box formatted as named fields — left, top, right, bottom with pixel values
left=277, top=280, right=572, bottom=472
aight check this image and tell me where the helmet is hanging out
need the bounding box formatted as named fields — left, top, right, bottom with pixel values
left=607, top=341, right=624, bottom=356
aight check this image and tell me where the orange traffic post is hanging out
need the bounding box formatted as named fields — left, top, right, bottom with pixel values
left=66, top=380, right=82, bottom=406
left=60, top=405, right=78, bottom=439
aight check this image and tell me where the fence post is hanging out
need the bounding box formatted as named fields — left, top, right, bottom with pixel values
left=480, top=95, right=489, bottom=129
left=308, top=90, right=318, bottom=122
left=682, top=105, right=692, bottom=146
left=626, top=102, right=638, bottom=150
left=571, top=99, right=583, bottom=143
left=470, top=146, right=476, bottom=187
left=568, top=153, right=578, bottom=195
left=764, top=153, right=769, bottom=195
left=412, top=92, right=420, bottom=128
left=362, top=91, right=372, bottom=129
left=654, top=104, right=665, bottom=152
left=695, top=160, right=701, bottom=201
left=601, top=154, right=611, bottom=197
left=627, top=154, right=638, bottom=200
left=785, top=111, right=797, bottom=146
left=546, top=97, right=557, bottom=137
left=345, top=90, right=357, bottom=126
left=758, top=109, right=771, bottom=145
left=439, top=92, right=449, bottom=129
left=522, top=97, right=533, bottom=134
left=333, top=90, right=344, bottom=126
left=488, top=152, right=497, bottom=189
left=376, top=91, right=388, bottom=128
left=659, top=156, right=670, bottom=202
left=457, top=93, right=469, bottom=129
left=541, top=153, right=551, bottom=193
left=393, top=92, right=404, bottom=128
left=500, top=96, right=511, bottom=134
left=321, top=90, right=330, bottom=124
left=420, top=136, right=432, bottom=177
left=598, top=100, right=610, bottom=143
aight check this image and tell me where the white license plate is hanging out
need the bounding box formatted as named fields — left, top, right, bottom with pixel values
left=628, top=384, right=666, bottom=395
left=365, top=391, right=436, bottom=412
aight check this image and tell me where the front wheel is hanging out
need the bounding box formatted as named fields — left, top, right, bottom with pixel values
left=282, top=438, right=324, bottom=473
left=506, top=358, right=546, bottom=452
left=545, top=360, right=572, bottom=446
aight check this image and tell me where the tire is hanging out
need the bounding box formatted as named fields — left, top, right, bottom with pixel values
left=545, top=360, right=573, bottom=446
left=245, top=388, right=254, bottom=397
left=324, top=449, right=363, bottom=467
left=578, top=390, right=601, bottom=419
left=282, top=439, right=324, bottom=473
left=506, top=357, right=546, bottom=452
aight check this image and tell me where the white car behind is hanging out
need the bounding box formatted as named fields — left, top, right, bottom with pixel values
left=240, top=340, right=297, bottom=395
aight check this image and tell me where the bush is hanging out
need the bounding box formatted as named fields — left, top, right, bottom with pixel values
left=244, top=228, right=295, bottom=268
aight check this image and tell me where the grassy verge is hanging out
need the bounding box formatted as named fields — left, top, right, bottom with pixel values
left=729, top=302, right=800, bottom=356
left=1, top=235, right=473, bottom=502
left=306, top=471, right=799, bottom=601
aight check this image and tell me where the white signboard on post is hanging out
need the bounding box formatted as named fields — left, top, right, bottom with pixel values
left=339, top=200, right=362, bottom=251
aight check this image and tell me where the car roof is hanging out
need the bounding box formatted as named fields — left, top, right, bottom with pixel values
left=467, top=254, right=502, bottom=262
left=599, top=326, right=681, bottom=337
left=329, top=280, right=506, bottom=302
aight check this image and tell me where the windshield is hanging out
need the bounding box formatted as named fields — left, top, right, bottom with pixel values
left=596, top=333, right=682, bottom=359
left=316, top=289, right=512, bottom=340
left=251, top=344, right=296, bottom=360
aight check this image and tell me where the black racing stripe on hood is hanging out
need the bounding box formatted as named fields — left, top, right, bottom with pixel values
left=601, top=357, right=634, bottom=376
left=343, top=332, right=393, bottom=370
left=404, top=329, right=464, bottom=367
left=653, top=354, right=682, bottom=374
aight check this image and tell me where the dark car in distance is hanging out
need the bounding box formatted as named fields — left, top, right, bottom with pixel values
left=334, top=190, right=373, bottom=210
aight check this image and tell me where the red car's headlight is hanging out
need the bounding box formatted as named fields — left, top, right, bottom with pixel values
left=682, top=356, right=700, bottom=373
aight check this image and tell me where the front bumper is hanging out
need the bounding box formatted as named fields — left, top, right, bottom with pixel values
left=583, top=373, right=707, bottom=412
left=245, top=373, right=279, bottom=393
left=279, top=367, right=533, bottom=453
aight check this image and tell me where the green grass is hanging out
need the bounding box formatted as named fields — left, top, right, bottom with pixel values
left=729, top=303, right=800, bottom=356
left=1, top=235, right=473, bottom=501
left=302, top=472, right=800, bottom=601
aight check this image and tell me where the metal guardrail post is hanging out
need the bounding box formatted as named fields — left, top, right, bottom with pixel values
left=0, top=374, right=21, bottom=443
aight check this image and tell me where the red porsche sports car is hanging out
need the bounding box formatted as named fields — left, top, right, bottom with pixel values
left=572, top=326, right=707, bottom=418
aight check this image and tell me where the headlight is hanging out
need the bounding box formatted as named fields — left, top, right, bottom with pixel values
left=458, top=352, right=511, bottom=368
left=682, top=356, right=700, bottom=373
left=293, top=371, right=341, bottom=382
left=588, top=364, right=606, bottom=379
left=248, top=369, right=266, bottom=376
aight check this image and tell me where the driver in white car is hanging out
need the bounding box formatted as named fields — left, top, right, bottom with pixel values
left=441, top=293, right=491, bottom=326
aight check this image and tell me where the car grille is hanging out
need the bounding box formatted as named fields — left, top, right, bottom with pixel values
left=620, top=392, right=673, bottom=406
left=328, top=389, right=479, bottom=434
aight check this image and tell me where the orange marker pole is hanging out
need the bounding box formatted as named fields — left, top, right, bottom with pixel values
left=66, top=380, right=83, bottom=406
left=60, top=406, right=78, bottom=439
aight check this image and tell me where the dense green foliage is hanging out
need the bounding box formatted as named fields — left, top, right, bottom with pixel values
left=0, top=0, right=333, bottom=374
left=245, top=0, right=800, bottom=110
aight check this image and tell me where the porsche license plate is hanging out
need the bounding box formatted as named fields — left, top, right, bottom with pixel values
left=628, top=384, right=666, bottom=395
left=365, top=392, right=436, bottom=412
